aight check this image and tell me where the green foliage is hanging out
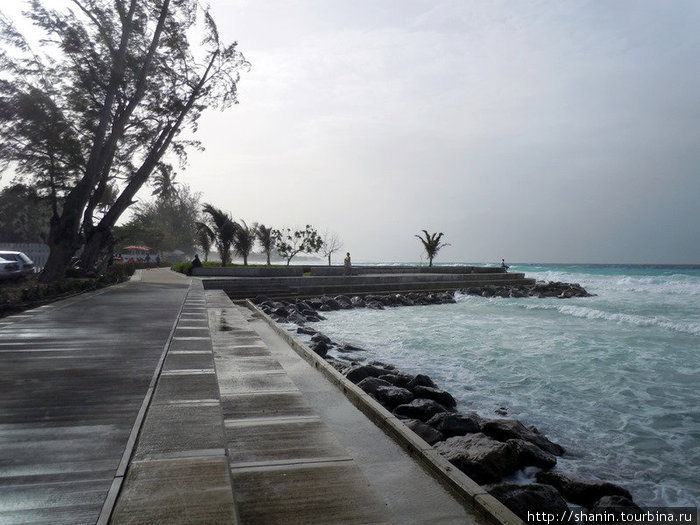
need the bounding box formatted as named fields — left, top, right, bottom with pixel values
left=115, top=184, right=201, bottom=254
left=415, top=230, right=450, bottom=267
left=0, top=184, right=52, bottom=242
left=272, top=225, right=322, bottom=266
left=194, top=222, right=214, bottom=261
left=255, top=224, right=274, bottom=265
left=202, top=203, right=237, bottom=266
left=0, top=1, right=249, bottom=281
left=233, top=220, right=256, bottom=265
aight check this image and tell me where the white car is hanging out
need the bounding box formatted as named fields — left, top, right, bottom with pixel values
left=0, top=256, right=21, bottom=280
left=0, top=251, right=35, bottom=277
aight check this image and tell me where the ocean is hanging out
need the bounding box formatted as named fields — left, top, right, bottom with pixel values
left=307, top=263, right=700, bottom=507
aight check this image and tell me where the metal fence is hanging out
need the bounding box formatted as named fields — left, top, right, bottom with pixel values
left=0, top=243, right=50, bottom=271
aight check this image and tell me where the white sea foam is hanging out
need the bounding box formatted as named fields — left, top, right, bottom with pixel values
left=518, top=303, right=700, bottom=336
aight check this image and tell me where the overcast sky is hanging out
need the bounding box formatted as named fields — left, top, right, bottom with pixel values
left=4, top=1, right=700, bottom=264
left=181, top=0, right=699, bottom=264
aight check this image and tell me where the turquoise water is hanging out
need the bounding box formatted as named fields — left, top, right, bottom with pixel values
left=311, top=263, right=700, bottom=507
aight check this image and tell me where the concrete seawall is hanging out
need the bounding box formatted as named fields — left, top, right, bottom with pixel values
left=199, top=269, right=535, bottom=300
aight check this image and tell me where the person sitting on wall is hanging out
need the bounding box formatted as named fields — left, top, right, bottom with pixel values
left=501, top=258, right=509, bottom=271
left=187, top=254, right=202, bottom=276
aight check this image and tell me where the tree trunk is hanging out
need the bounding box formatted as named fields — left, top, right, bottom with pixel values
left=266, top=251, right=270, bottom=265
left=40, top=235, right=79, bottom=282
left=39, top=212, right=82, bottom=282
left=243, top=255, right=248, bottom=265
left=80, top=224, right=112, bottom=270
left=328, top=254, right=331, bottom=266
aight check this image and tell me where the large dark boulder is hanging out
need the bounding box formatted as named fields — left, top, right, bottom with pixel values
left=509, top=439, right=557, bottom=470
left=287, top=312, right=307, bottom=325
left=427, top=412, right=482, bottom=437
left=394, top=398, right=450, bottom=422
left=356, top=377, right=393, bottom=396
left=434, top=433, right=519, bottom=484
left=394, top=294, right=414, bottom=306
left=535, top=472, right=633, bottom=508
left=406, top=374, right=437, bottom=390
left=488, top=483, right=574, bottom=523
left=350, top=296, right=365, bottom=307
left=307, top=298, right=324, bottom=309
left=373, top=385, right=414, bottom=409
left=297, top=326, right=317, bottom=336
left=272, top=306, right=289, bottom=317
left=337, top=342, right=367, bottom=353
left=344, top=365, right=387, bottom=384
left=379, top=373, right=414, bottom=388
left=323, top=298, right=342, bottom=310
left=310, top=340, right=328, bottom=357
left=311, top=332, right=332, bottom=344
left=333, top=295, right=353, bottom=309
left=412, top=386, right=456, bottom=409
left=403, top=418, right=444, bottom=445
left=438, top=292, right=456, bottom=303
left=481, top=419, right=565, bottom=456
left=366, top=301, right=384, bottom=310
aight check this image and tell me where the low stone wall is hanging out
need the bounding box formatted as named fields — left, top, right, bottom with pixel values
left=192, top=266, right=303, bottom=277
left=309, top=265, right=507, bottom=276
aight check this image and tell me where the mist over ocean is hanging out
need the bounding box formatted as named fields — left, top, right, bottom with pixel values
left=310, top=263, right=700, bottom=507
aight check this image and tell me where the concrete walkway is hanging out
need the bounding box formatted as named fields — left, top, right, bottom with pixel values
left=0, top=268, right=493, bottom=524
left=0, top=268, right=190, bottom=524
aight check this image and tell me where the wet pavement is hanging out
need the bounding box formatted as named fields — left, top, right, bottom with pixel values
left=0, top=269, right=189, bottom=524
left=0, top=268, right=494, bottom=524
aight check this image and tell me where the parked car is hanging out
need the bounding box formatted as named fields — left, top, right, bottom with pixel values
left=0, top=256, right=21, bottom=280
left=0, top=251, right=35, bottom=277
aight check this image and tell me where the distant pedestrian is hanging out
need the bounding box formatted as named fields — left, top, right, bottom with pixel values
left=188, top=254, right=202, bottom=276
left=156, top=255, right=161, bottom=265
left=145, top=253, right=151, bottom=266
left=501, top=258, right=509, bottom=271
left=344, top=252, right=352, bottom=276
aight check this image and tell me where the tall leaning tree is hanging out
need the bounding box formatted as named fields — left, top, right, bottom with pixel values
left=0, top=1, right=248, bottom=281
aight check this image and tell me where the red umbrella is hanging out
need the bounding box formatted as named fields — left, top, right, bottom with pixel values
left=123, top=245, right=151, bottom=251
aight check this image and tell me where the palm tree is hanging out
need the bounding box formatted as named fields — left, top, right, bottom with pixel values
left=151, top=165, right=179, bottom=200
left=233, top=220, right=256, bottom=265
left=415, top=230, right=450, bottom=266
left=202, top=204, right=237, bottom=266
left=194, top=221, right=214, bottom=262
left=256, top=224, right=274, bottom=265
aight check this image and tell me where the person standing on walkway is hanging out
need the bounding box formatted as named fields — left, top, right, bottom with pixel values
left=344, top=252, right=352, bottom=276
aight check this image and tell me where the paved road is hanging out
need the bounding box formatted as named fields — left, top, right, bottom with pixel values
left=0, top=269, right=189, bottom=524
